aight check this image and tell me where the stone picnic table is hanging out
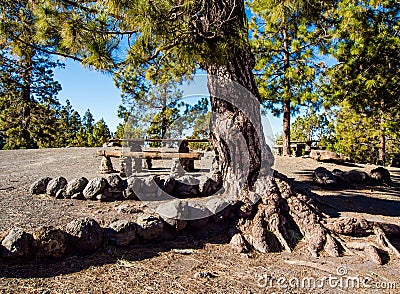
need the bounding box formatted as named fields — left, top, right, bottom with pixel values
left=98, top=138, right=209, bottom=176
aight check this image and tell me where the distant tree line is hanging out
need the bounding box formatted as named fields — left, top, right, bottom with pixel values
left=0, top=95, right=111, bottom=149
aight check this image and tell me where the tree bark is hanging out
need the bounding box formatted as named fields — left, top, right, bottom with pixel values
left=283, top=97, right=291, bottom=156
left=20, top=54, right=33, bottom=147
left=282, top=29, right=291, bottom=156
left=160, top=85, right=167, bottom=141
left=205, top=46, right=274, bottom=196
left=378, top=115, right=386, bottom=165
left=200, top=0, right=278, bottom=191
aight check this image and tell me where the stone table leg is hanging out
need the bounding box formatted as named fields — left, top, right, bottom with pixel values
left=131, top=142, right=143, bottom=173
left=99, top=156, right=114, bottom=174
left=179, top=140, right=194, bottom=172
left=119, top=156, right=132, bottom=177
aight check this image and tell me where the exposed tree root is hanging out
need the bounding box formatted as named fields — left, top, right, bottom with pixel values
left=229, top=171, right=400, bottom=265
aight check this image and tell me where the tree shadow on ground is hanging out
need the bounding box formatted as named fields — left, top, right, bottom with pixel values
left=390, top=169, right=400, bottom=183
left=292, top=167, right=400, bottom=218
left=293, top=168, right=400, bottom=195
left=0, top=224, right=230, bottom=279
left=311, top=193, right=400, bottom=217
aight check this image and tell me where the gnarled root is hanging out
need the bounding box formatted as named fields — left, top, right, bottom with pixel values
left=229, top=171, right=400, bottom=265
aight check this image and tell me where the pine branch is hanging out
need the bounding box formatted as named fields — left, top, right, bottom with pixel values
left=10, top=33, right=84, bottom=62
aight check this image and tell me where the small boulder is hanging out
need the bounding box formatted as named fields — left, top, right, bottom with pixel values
left=65, top=177, right=89, bottom=197
left=230, top=233, right=248, bottom=253
left=370, top=167, right=392, bottom=185
left=106, top=174, right=124, bottom=190
left=71, top=192, right=84, bottom=200
left=313, top=167, right=336, bottom=186
left=177, top=175, right=200, bottom=186
left=32, top=226, right=67, bottom=259
left=46, top=177, right=67, bottom=197
left=141, top=176, right=159, bottom=194
left=186, top=203, right=211, bottom=229
left=170, top=159, right=185, bottom=178
left=30, top=177, right=52, bottom=195
left=156, top=200, right=188, bottom=231
left=154, top=175, right=176, bottom=195
left=198, top=175, right=222, bottom=197
left=105, top=220, right=137, bottom=246
left=206, top=198, right=232, bottom=222
left=96, top=194, right=108, bottom=202
left=105, top=174, right=125, bottom=200
left=1, top=228, right=32, bottom=259
left=174, top=176, right=200, bottom=198
left=344, top=170, right=369, bottom=184
left=332, top=169, right=347, bottom=184
left=55, top=189, right=66, bottom=199
left=136, top=214, right=168, bottom=241
left=124, top=176, right=141, bottom=200
left=136, top=176, right=162, bottom=201
left=99, top=156, right=114, bottom=174
left=157, top=200, right=211, bottom=229
left=65, top=218, right=104, bottom=253
left=83, top=177, right=107, bottom=200
left=157, top=200, right=211, bottom=221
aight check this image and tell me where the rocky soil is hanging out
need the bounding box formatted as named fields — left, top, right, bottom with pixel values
left=0, top=147, right=399, bottom=293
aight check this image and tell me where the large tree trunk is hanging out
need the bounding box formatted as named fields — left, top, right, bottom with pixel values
left=282, top=29, right=291, bottom=156
left=202, top=0, right=327, bottom=255
left=20, top=55, right=33, bottom=148
left=199, top=0, right=400, bottom=263
left=205, top=47, right=272, bottom=194
left=160, top=86, right=167, bottom=141
left=204, top=42, right=330, bottom=255
left=378, top=114, right=386, bottom=165
left=282, top=97, right=291, bottom=156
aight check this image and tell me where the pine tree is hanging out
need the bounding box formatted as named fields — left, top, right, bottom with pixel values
left=56, top=99, right=72, bottom=147
left=56, top=100, right=83, bottom=146
left=115, top=75, right=184, bottom=144
left=0, top=49, right=62, bottom=149
left=0, top=0, right=63, bottom=149
left=331, top=101, right=400, bottom=164
left=291, top=110, right=333, bottom=144
left=326, top=0, right=400, bottom=164
left=77, top=110, right=111, bottom=147
left=81, top=109, right=95, bottom=146
left=250, top=0, right=335, bottom=155
left=69, top=110, right=82, bottom=144
left=92, top=118, right=111, bottom=147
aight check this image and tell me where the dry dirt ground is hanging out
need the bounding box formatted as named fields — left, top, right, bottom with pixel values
left=0, top=147, right=400, bottom=293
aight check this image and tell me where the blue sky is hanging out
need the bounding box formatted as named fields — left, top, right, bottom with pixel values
left=54, top=60, right=283, bottom=136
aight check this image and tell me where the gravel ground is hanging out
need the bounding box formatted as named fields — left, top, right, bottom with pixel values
left=0, top=147, right=399, bottom=293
